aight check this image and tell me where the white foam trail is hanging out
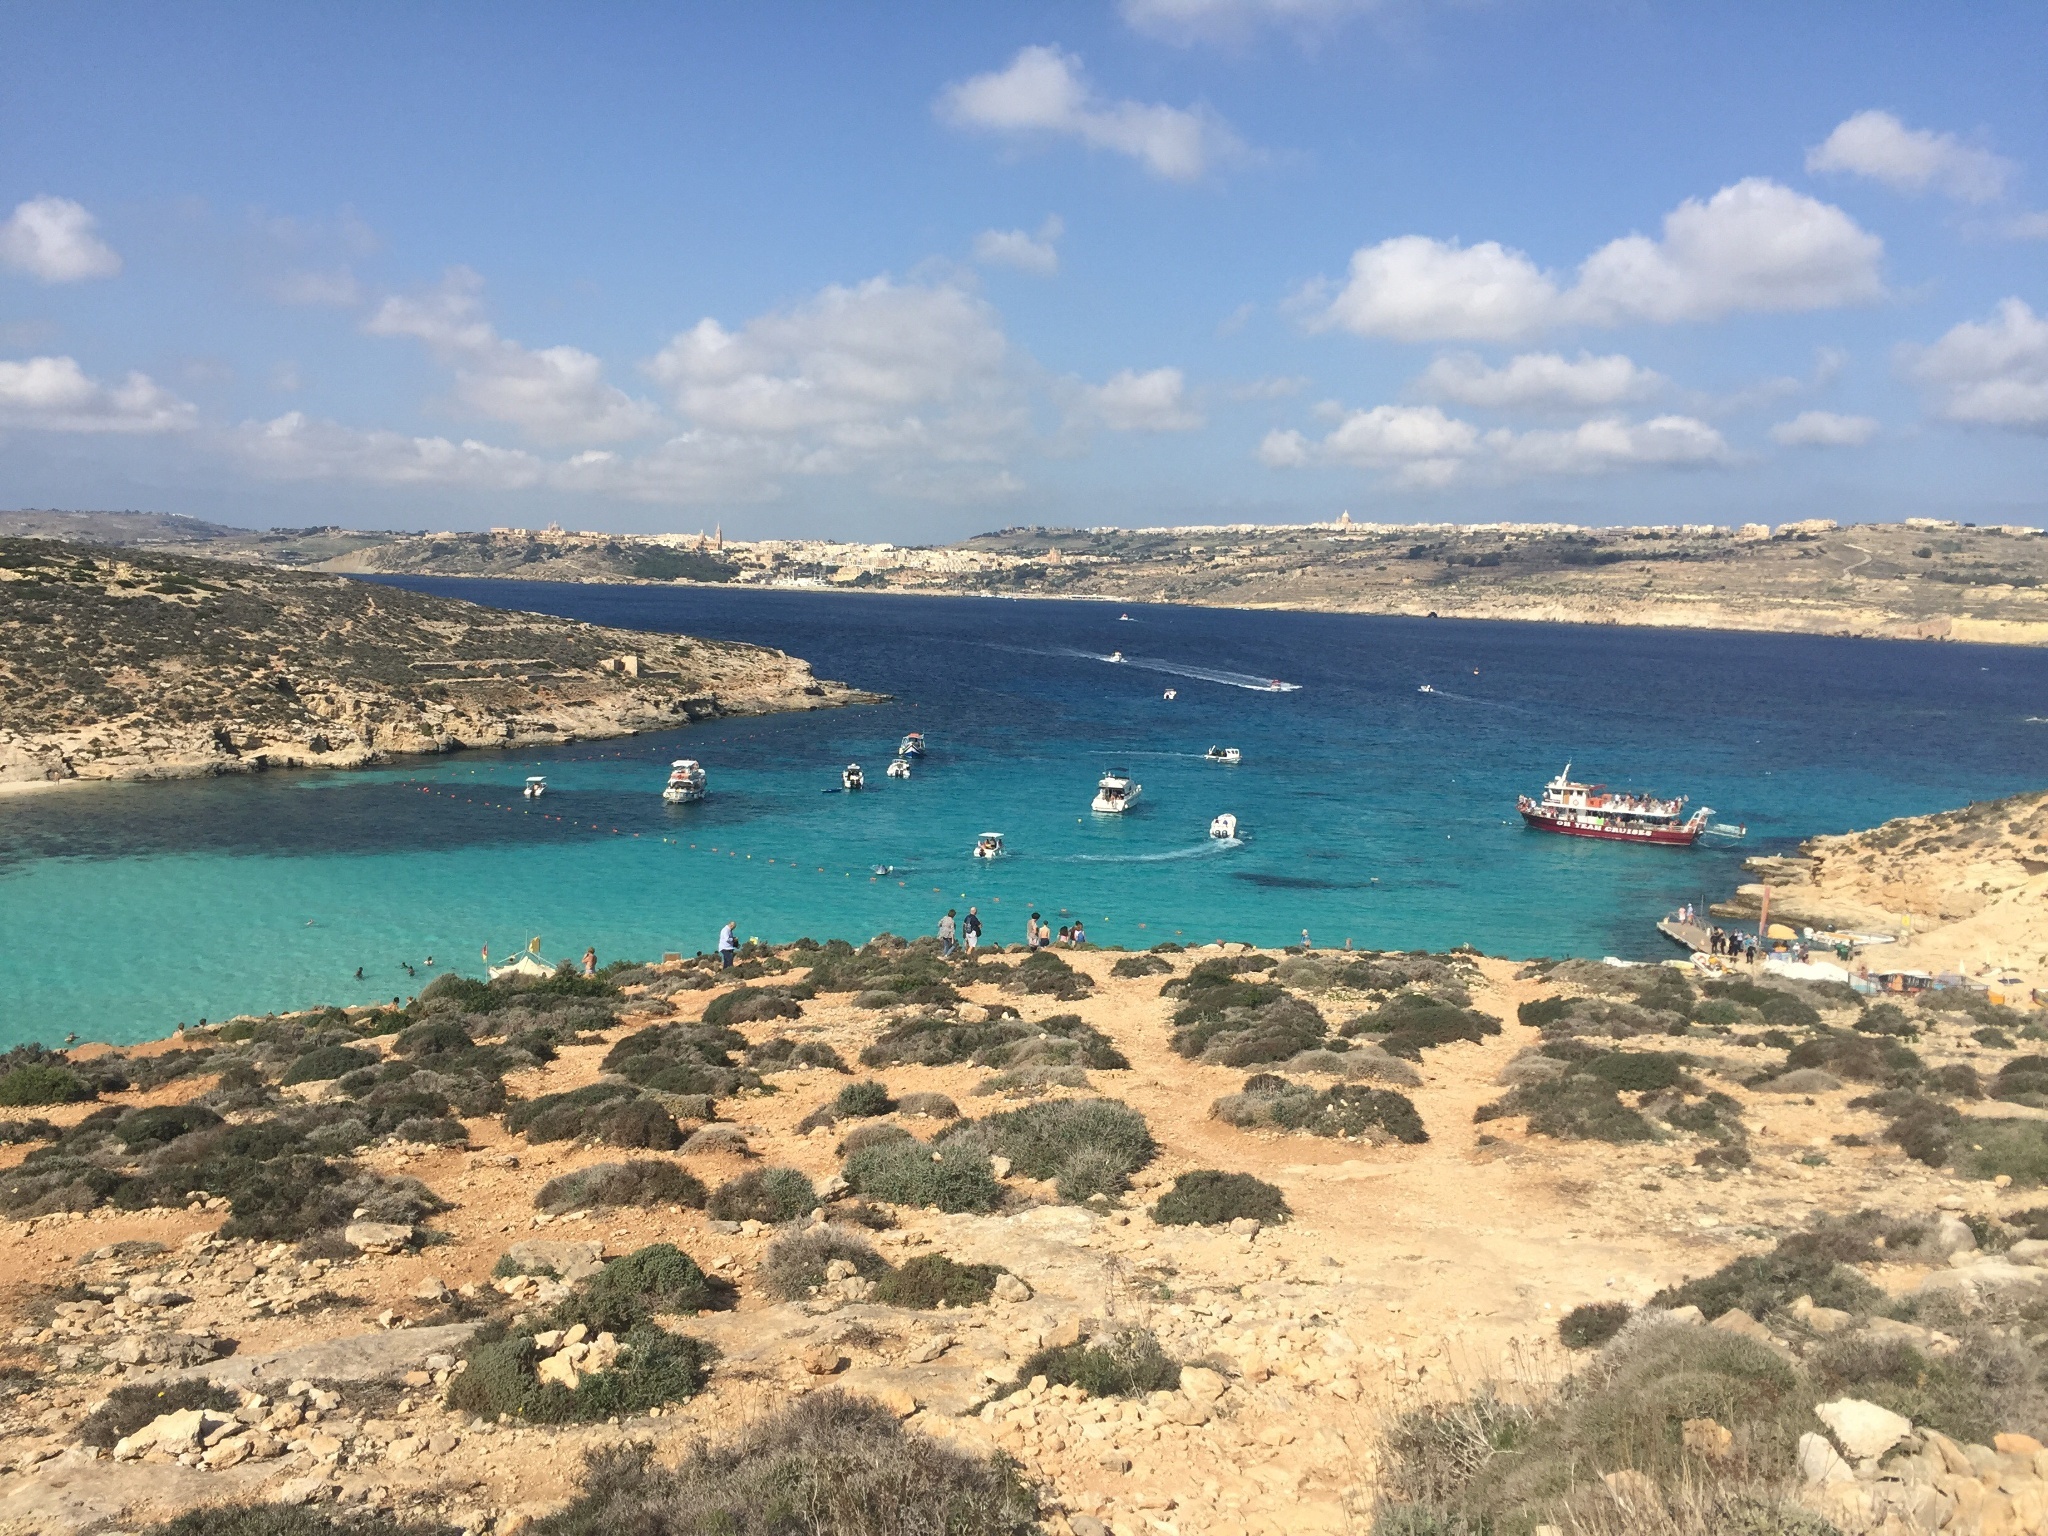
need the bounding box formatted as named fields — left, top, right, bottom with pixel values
left=1069, top=838, right=1241, bottom=864
left=984, top=642, right=1299, bottom=692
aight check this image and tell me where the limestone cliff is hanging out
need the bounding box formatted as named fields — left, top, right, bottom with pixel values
left=0, top=538, right=872, bottom=788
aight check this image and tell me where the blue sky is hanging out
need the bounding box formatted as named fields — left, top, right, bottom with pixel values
left=1, top=1, right=2043, bottom=541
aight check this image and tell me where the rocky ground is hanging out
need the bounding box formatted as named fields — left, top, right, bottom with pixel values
left=0, top=538, right=869, bottom=789
left=1719, top=787, right=2048, bottom=996
left=8, top=941, right=2048, bottom=1534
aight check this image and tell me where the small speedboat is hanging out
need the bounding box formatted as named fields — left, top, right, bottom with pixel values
left=1209, top=813, right=1238, bottom=840
left=661, top=759, right=706, bottom=804
left=842, top=763, right=865, bottom=792
left=1418, top=684, right=1436, bottom=695
left=1204, top=746, right=1242, bottom=765
left=872, top=864, right=896, bottom=876
left=972, top=832, right=1006, bottom=860
left=1108, top=651, right=1125, bottom=663
left=1162, top=689, right=1177, bottom=701
left=522, top=776, right=547, bottom=799
left=886, top=757, right=912, bottom=780
left=898, top=732, right=926, bottom=758
left=1118, top=613, right=1132, bottom=621
left=1092, top=771, right=1141, bottom=815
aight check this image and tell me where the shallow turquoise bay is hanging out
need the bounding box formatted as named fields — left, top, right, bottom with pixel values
left=4, top=582, right=2044, bottom=1048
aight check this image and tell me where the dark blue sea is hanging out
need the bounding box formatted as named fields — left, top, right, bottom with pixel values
left=4, top=580, right=2044, bottom=1047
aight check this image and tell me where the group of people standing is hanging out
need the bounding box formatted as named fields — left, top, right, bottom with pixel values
left=936, top=907, right=983, bottom=957
left=1706, top=925, right=1757, bottom=962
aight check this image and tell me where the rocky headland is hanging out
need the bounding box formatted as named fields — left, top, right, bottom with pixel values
left=8, top=936, right=2048, bottom=1534
left=1717, top=788, right=2048, bottom=991
left=0, top=537, right=871, bottom=789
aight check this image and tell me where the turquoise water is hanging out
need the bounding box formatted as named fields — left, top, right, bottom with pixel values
left=4, top=581, right=2046, bottom=1048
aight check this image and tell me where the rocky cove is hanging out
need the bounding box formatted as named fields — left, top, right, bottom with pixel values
left=0, top=538, right=870, bottom=789
left=9, top=937, right=2048, bottom=1533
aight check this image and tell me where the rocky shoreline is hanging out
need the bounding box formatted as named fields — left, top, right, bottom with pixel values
left=0, top=537, right=875, bottom=791
left=9, top=935, right=2048, bottom=1534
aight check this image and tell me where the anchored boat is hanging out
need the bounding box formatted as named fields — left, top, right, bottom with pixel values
left=661, top=759, right=706, bottom=804
left=972, top=832, right=1006, bottom=860
left=1517, top=763, right=1711, bottom=847
left=521, top=775, right=547, bottom=799
left=886, top=757, right=912, bottom=780
left=1092, top=771, right=1142, bottom=815
left=898, top=732, right=926, bottom=758
left=842, top=763, right=865, bottom=792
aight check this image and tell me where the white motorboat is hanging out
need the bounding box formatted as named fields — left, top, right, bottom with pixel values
left=972, top=832, right=1006, bottom=859
left=1108, top=651, right=1125, bottom=663
left=521, top=775, right=547, bottom=799
left=1092, top=771, right=1141, bottom=815
left=489, top=940, right=552, bottom=980
left=1417, top=684, right=1436, bottom=694
left=842, top=763, right=865, bottom=791
left=886, top=757, right=912, bottom=780
left=898, top=731, right=926, bottom=758
left=1118, top=613, right=1132, bottom=621
left=1162, top=689, right=1177, bottom=701
left=1204, top=746, right=1242, bottom=765
left=661, top=759, right=706, bottom=804
left=1209, top=813, right=1238, bottom=840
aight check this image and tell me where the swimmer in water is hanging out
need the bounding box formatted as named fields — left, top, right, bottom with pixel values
left=354, top=967, right=364, bottom=980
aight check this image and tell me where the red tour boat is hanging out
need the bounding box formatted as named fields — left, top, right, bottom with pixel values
left=1518, top=764, right=1711, bottom=847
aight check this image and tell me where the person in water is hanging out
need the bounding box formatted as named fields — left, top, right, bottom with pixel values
left=583, top=946, right=597, bottom=978
left=963, top=906, right=982, bottom=953
left=354, top=967, right=364, bottom=980
left=718, top=920, right=739, bottom=969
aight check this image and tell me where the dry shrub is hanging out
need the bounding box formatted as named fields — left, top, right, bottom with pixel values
left=535, top=1160, right=706, bottom=1215
left=707, top=1167, right=817, bottom=1223
left=761, top=1228, right=891, bottom=1301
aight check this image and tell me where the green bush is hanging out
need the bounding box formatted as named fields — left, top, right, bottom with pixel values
left=895, top=1091, right=959, bottom=1119
left=834, top=1080, right=895, bottom=1118
left=535, top=1160, right=706, bottom=1215
left=761, top=1228, right=892, bottom=1300
left=506, top=1085, right=682, bottom=1149
left=1558, top=1302, right=1631, bottom=1349
left=937, top=1098, right=1156, bottom=1202
left=837, top=1121, right=915, bottom=1157
left=860, top=1008, right=1124, bottom=1072
left=1955, top=1121, right=2048, bottom=1186
left=280, top=1045, right=378, bottom=1085
left=448, top=1319, right=713, bottom=1423
left=702, top=986, right=805, bottom=1027
left=82, top=1378, right=241, bottom=1447
left=1342, top=992, right=1501, bottom=1060
left=569, top=1243, right=715, bottom=1330
left=0, top=1062, right=95, bottom=1106
left=1213, top=1078, right=1428, bottom=1143
left=871, top=1254, right=1003, bottom=1309
left=1110, top=954, right=1173, bottom=978
left=746, top=1037, right=848, bottom=1074
left=1582, top=1051, right=1690, bottom=1092
left=843, top=1139, right=1003, bottom=1214
left=1150, top=1170, right=1290, bottom=1226
left=1651, top=1221, right=1888, bottom=1319
left=1475, top=1075, right=1656, bottom=1144
left=522, top=1392, right=1037, bottom=1535
left=1009, top=1328, right=1180, bottom=1399
left=1004, top=950, right=1092, bottom=1000
left=112, top=1104, right=224, bottom=1150
left=1991, top=1056, right=2048, bottom=1108
left=139, top=1508, right=457, bottom=1536
left=707, top=1166, right=818, bottom=1223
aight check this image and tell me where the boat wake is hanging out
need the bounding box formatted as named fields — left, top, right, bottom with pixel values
left=1050, top=646, right=1300, bottom=692
left=1416, top=686, right=1529, bottom=713
left=1069, top=838, right=1242, bottom=864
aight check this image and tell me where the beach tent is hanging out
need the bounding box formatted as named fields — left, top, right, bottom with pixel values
left=1765, top=923, right=1798, bottom=941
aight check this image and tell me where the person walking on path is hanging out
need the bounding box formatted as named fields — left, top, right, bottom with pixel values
left=963, top=907, right=982, bottom=953
left=718, top=920, right=739, bottom=970
left=583, top=946, right=597, bottom=978
left=938, top=909, right=957, bottom=958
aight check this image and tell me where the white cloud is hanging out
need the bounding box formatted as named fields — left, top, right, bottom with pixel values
left=1081, top=367, right=1204, bottom=432
left=1233, top=374, right=1309, bottom=399
left=1416, top=351, right=1663, bottom=411
left=647, top=276, right=1022, bottom=465
left=1316, top=236, right=1561, bottom=343
left=233, top=411, right=549, bottom=489
left=936, top=45, right=1241, bottom=182
left=1120, top=0, right=1380, bottom=45
left=0, top=355, right=194, bottom=432
left=1571, top=179, right=1884, bottom=325
left=1808, top=110, right=2015, bottom=203
left=1903, top=298, right=2048, bottom=431
left=1313, top=179, right=1883, bottom=342
left=1263, top=400, right=1726, bottom=484
left=1489, top=415, right=1729, bottom=475
left=1770, top=410, right=1879, bottom=447
left=2005, top=212, right=2048, bottom=241
left=365, top=269, right=662, bottom=445
left=0, top=197, right=122, bottom=283
left=975, top=215, right=1064, bottom=275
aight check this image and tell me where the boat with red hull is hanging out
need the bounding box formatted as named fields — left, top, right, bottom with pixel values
left=1518, top=764, right=1711, bottom=847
